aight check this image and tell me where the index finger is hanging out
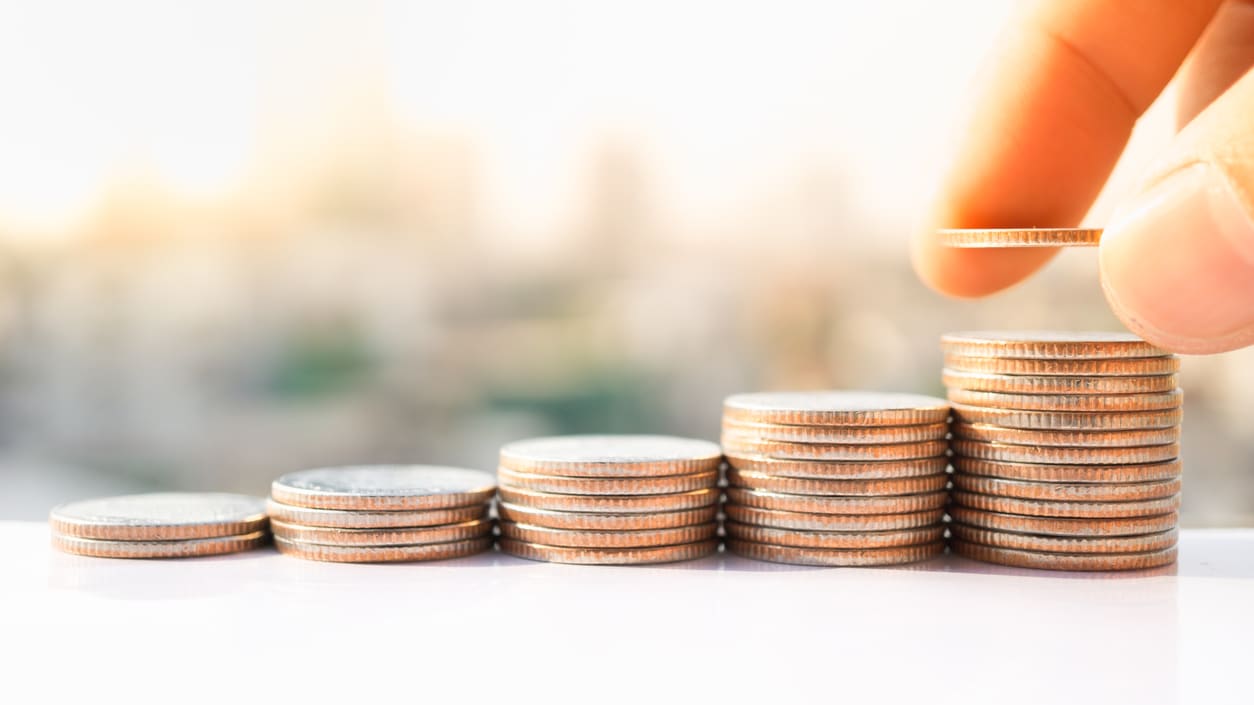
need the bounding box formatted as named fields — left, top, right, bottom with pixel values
left=912, top=0, right=1222, bottom=298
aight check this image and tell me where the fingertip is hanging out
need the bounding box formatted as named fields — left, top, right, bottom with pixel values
left=911, top=226, right=1060, bottom=298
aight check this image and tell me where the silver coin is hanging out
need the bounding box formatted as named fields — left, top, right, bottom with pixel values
left=271, top=465, right=496, bottom=510
left=940, top=331, right=1168, bottom=359
left=49, top=493, right=268, bottom=541
left=722, top=391, right=949, bottom=426
left=498, top=435, right=722, bottom=477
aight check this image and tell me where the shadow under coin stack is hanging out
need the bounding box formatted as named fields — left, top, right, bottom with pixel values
left=49, top=493, right=269, bottom=558
left=268, top=465, right=496, bottom=562
left=720, top=392, right=950, bottom=566
left=942, top=331, right=1182, bottom=571
left=496, top=435, right=721, bottom=564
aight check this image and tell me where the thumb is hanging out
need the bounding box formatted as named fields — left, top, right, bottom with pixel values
left=1100, top=68, right=1254, bottom=354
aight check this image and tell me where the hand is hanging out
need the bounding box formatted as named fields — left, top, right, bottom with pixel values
left=911, top=0, right=1254, bottom=354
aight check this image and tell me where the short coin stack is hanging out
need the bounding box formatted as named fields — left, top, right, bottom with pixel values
left=942, top=331, right=1182, bottom=571
left=496, top=435, right=721, bottom=564
left=720, top=392, right=950, bottom=566
left=268, top=465, right=495, bottom=562
left=50, top=493, right=269, bottom=558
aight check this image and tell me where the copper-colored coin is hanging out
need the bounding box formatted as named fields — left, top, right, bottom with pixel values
left=498, top=486, right=718, bottom=514
left=498, top=435, right=722, bottom=477
left=944, top=354, right=1180, bottom=377
left=943, top=369, right=1177, bottom=395
left=496, top=502, right=718, bottom=531
left=499, top=537, right=718, bottom=565
left=951, top=422, right=1179, bottom=448
left=946, top=506, right=1179, bottom=537
left=950, top=539, right=1177, bottom=571
left=726, top=487, right=947, bottom=515
left=950, top=403, right=1182, bottom=431
left=496, top=467, right=717, bottom=496
left=274, top=535, right=492, bottom=563
left=949, top=524, right=1178, bottom=554
left=725, top=522, right=944, bottom=549
left=726, top=505, right=945, bottom=532
left=940, top=331, right=1168, bottom=359
left=951, top=457, right=1182, bottom=484
left=937, top=228, right=1103, bottom=249
left=722, top=391, right=949, bottom=426
left=721, top=420, right=948, bottom=444
left=727, top=538, right=944, bottom=566
left=726, top=468, right=949, bottom=496
left=950, top=474, right=1181, bottom=502
left=947, top=388, right=1182, bottom=412
left=265, top=499, right=487, bottom=529
left=52, top=530, right=269, bottom=559
left=498, top=521, right=717, bottom=548
left=49, top=493, right=268, bottom=541
left=270, top=465, right=496, bottom=511
left=950, top=490, right=1181, bottom=518
left=720, top=437, right=948, bottom=461
left=951, top=439, right=1180, bottom=465
left=269, top=518, right=492, bottom=546
left=724, top=455, right=949, bottom=479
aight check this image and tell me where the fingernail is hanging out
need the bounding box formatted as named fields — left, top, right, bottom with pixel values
left=1101, top=164, right=1254, bottom=353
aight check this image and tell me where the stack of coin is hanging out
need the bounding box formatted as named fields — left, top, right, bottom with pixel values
left=942, top=331, right=1182, bottom=571
left=720, top=392, right=950, bottom=566
left=496, top=435, right=721, bottom=564
left=267, top=465, right=495, bottom=562
left=50, top=493, right=269, bottom=559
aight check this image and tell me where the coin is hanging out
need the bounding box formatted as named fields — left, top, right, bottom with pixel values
left=946, top=506, right=1179, bottom=537
left=269, top=518, right=492, bottom=546
left=725, top=487, right=947, bottom=515
left=950, top=422, right=1179, bottom=448
left=498, top=435, right=722, bottom=477
left=949, top=524, right=1178, bottom=554
left=499, top=538, right=718, bottom=565
left=949, top=539, right=1177, bottom=571
left=721, top=419, right=949, bottom=444
left=950, top=475, right=1181, bottom=501
left=943, top=354, right=1180, bottom=377
left=497, top=521, right=717, bottom=548
left=720, top=437, right=948, bottom=462
left=947, top=388, right=1182, bottom=412
left=942, top=370, right=1177, bottom=395
left=723, top=454, right=949, bottom=479
left=722, top=391, right=950, bottom=426
left=724, top=522, right=944, bottom=549
left=950, top=439, right=1180, bottom=465
left=52, top=530, right=269, bottom=559
left=726, top=538, right=944, bottom=566
left=271, top=466, right=496, bottom=511
left=497, top=486, right=719, bottom=513
left=726, top=468, right=949, bottom=496
left=264, top=499, right=488, bottom=529
left=951, top=457, right=1182, bottom=484
left=940, top=331, right=1168, bottom=359
left=274, top=536, right=492, bottom=563
left=937, top=227, right=1103, bottom=248
left=49, top=493, right=268, bottom=541
left=949, top=403, right=1182, bottom=431
left=496, top=467, right=717, bottom=496
left=950, top=490, right=1181, bottom=518
left=725, top=505, right=945, bottom=532
left=496, top=502, right=718, bottom=530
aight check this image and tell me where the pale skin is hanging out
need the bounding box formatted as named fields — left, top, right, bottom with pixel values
left=912, top=0, right=1254, bottom=354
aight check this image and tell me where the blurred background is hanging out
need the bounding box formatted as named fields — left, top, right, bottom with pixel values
left=1, top=1, right=1250, bottom=524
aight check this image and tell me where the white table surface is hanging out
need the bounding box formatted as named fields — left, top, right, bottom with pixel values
left=2, top=521, right=1252, bottom=704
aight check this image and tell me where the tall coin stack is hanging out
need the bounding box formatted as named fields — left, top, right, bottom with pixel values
left=496, top=435, right=721, bottom=564
left=268, top=465, right=496, bottom=562
left=942, top=331, right=1182, bottom=571
left=720, top=392, right=950, bottom=566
